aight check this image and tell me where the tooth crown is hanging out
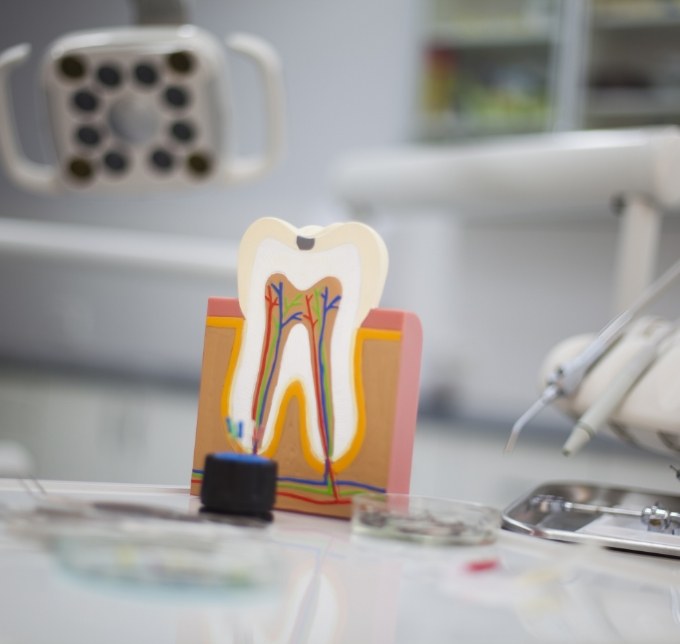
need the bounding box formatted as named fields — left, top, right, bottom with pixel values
left=191, top=218, right=422, bottom=519
left=237, top=217, right=388, bottom=323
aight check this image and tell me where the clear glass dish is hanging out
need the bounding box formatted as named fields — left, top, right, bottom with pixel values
left=351, top=493, right=501, bottom=546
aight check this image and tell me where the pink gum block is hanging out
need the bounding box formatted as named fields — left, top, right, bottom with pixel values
left=363, top=309, right=423, bottom=494
left=206, top=298, right=423, bottom=494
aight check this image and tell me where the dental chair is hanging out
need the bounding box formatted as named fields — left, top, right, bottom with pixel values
left=330, top=127, right=680, bottom=456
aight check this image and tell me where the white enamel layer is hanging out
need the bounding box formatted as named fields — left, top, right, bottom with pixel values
left=230, top=218, right=388, bottom=463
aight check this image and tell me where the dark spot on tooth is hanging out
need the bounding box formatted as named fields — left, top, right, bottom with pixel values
left=296, top=236, right=315, bottom=250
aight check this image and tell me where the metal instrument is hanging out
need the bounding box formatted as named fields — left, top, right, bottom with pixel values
left=530, top=494, right=680, bottom=534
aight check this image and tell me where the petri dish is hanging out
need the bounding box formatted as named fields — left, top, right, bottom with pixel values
left=351, top=493, right=501, bottom=546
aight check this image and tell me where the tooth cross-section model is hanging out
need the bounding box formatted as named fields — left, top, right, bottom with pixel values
left=191, top=218, right=423, bottom=518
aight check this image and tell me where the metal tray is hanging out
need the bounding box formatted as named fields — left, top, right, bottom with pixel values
left=502, top=481, right=680, bottom=557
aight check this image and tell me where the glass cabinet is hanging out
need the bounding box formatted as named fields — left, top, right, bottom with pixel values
left=418, top=0, right=566, bottom=141
left=585, top=0, right=680, bottom=129
left=418, top=0, right=680, bottom=141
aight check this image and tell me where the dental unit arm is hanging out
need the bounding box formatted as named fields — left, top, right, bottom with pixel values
left=505, top=256, right=680, bottom=453
left=0, top=0, right=285, bottom=194
left=561, top=319, right=676, bottom=457
left=533, top=312, right=680, bottom=459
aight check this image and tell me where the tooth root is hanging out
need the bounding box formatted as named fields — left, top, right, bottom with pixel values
left=229, top=218, right=388, bottom=470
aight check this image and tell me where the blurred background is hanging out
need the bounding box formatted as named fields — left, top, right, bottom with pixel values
left=2, top=0, right=680, bottom=487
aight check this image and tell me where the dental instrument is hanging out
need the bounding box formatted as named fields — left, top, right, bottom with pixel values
left=505, top=255, right=680, bottom=452
left=562, top=321, right=677, bottom=457
left=529, top=494, right=680, bottom=535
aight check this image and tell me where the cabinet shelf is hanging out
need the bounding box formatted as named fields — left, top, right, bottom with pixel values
left=419, top=111, right=549, bottom=140
left=587, top=88, right=680, bottom=119
left=428, top=24, right=553, bottom=48
left=593, top=15, right=680, bottom=29
left=420, top=0, right=680, bottom=140
left=592, top=5, right=680, bottom=30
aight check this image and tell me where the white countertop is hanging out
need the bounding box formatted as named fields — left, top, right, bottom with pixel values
left=2, top=367, right=680, bottom=642
left=0, top=478, right=679, bottom=643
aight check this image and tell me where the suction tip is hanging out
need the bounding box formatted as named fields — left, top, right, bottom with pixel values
left=561, top=424, right=593, bottom=458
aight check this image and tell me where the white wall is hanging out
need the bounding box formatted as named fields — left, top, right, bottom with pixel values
left=0, top=0, right=423, bottom=378
left=2, top=0, right=680, bottom=427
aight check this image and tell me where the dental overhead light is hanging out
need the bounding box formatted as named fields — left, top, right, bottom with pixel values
left=0, top=0, right=285, bottom=194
